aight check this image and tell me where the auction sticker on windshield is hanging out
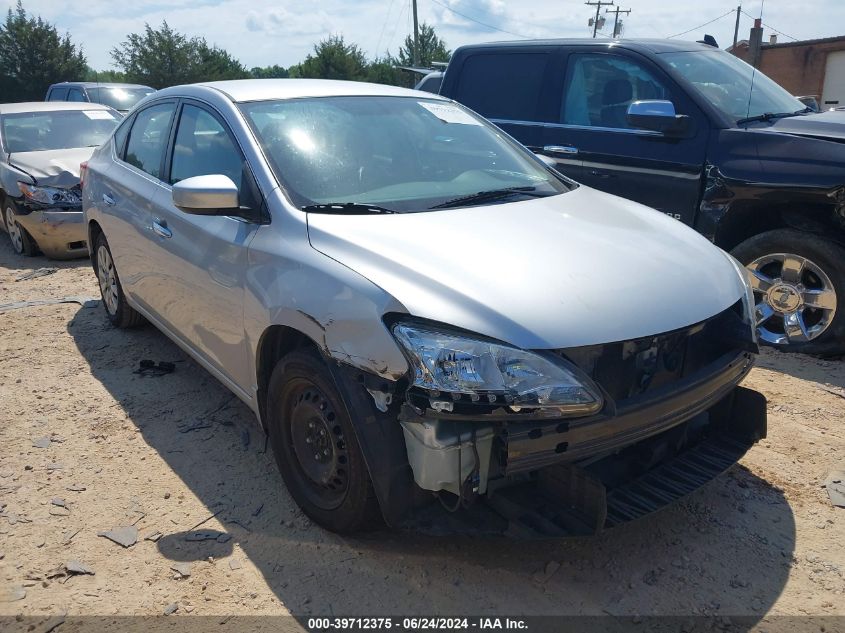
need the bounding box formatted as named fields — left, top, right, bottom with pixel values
left=418, top=102, right=481, bottom=125
left=83, top=110, right=118, bottom=120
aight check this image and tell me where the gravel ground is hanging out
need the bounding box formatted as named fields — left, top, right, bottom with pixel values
left=0, top=239, right=843, bottom=626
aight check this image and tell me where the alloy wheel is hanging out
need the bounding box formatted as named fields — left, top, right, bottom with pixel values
left=97, top=244, right=119, bottom=315
left=747, top=252, right=837, bottom=345
left=5, top=206, right=23, bottom=254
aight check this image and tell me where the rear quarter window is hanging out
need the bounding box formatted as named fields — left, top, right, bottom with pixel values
left=454, top=52, right=550, bottom=122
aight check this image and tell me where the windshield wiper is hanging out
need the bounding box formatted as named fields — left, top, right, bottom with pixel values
left=431, top=186, right=550, bottom=210
left=736, top=108, right=810, bottom=125
left=301, top=202, right=396, bottom=215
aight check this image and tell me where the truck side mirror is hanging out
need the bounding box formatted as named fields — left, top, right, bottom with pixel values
left=627, top=100, right=691, bottom=136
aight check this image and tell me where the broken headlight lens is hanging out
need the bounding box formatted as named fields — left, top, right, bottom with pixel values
left=393, top=323, right=603, bottom=415
left=17, top=182, right=82, bottom=207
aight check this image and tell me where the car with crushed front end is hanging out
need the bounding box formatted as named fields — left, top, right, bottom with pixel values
left=82, top=79, right=766, bottom=535
left=1, top=102, right=120, bottom=258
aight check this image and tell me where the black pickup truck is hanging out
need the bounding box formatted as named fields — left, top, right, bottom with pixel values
left=439, top=38, right=845, bottom=356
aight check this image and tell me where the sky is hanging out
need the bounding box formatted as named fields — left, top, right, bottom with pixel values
left=3, top=0, right=845, bottom=71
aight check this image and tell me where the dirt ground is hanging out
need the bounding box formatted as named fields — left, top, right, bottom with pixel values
left=0, top=238, right=843, bottom=626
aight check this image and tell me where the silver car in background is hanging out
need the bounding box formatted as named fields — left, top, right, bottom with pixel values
left=1, top=102, right=120, bottom=258
left=83, top=80, right=766, bottom=535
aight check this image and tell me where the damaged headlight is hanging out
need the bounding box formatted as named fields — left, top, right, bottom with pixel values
left=18, top=182, right=81, bottom=207
left=392, top=323, right=603, bottom=415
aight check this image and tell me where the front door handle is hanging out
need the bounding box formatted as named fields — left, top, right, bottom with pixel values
left=543, top=145, right=579, bottom=155
left=589, top=170, right=613, bottom=179
left=152, top=219, right=172, bottom=239
left=102, top=193, right=116, bottom=206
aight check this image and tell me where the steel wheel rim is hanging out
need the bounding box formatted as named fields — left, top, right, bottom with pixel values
left=97, top=245, right=119, bottom=315
left=286, top=379, right=349, bottom=510
left=747, top=252, right=837, bottom=345
left=6, top=206, right=23, bottom=253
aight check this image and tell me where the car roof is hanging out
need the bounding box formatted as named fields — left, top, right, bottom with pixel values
left=49, top=82, right=153, bottom=90
left=454, top=38, right=717, bottom=55
left=161, top=79, right=448, bottom=103
left=0, top=102, right=114, bottom=115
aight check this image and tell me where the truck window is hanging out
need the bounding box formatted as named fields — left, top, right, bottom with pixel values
left=67, top=88, right=87, bottom=102
left=454, top=53, right=549, bottom=122
left=562, top=54, right=670, bottom=129
left=47, top=86, right=68, bottom=101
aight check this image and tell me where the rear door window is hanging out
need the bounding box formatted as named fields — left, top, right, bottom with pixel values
left=561, top=54, right=670, bottom=129
left=454, top=52, right=550, bottom=122
left=123, top=102, right=176, bottom=179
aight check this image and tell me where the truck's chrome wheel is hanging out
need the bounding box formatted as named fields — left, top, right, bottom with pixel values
left=747, top=252, right=837, bottom=345
left=5, top=206, right=23, bottom=254
left=288, top=381, right=349, bottom=509
left=97, top=244, right=119, bottom=315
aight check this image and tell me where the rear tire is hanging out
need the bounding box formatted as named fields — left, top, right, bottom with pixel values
left=93, top=232, right=145, bottom=328
left=4, top=202, right=37, bottom=256
left=267, top=350, right=381, bottom=533
left=732, top=229, right=845, bottom=356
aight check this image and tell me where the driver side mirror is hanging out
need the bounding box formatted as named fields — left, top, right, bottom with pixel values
left=172, top=174, right=239, bottom=215
left=626, top=100, right=691, bottom=136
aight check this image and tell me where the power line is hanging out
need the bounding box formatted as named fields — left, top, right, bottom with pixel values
left=428, top=0, right=529, bottom=39
left=740, top=9, right=799, bottom=41
left=374, top=0, right=398, bottom=59
left=666, top=9, right=735, bottom=39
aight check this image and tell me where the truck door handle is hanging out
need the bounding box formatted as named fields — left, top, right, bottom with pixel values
left=102, top=193, right=116, bottom=206
left=543, top=145, right=579, bottom=155
left=152, top=219, right=172, bottom=239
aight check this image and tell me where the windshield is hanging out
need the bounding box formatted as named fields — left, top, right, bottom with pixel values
left=1, top=109, right=120, bottom=153
left=240, top=96, right=572, bottom=213
left=91, top=87, right=154, bottom=111
left=662, top=49, right=805, bottom=123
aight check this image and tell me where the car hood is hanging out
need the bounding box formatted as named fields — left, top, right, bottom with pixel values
left=7, top=147, right=95, bottom=188
left=766, top=110, right=845, bottom=141
left=306, top=186, right=746, bottom=350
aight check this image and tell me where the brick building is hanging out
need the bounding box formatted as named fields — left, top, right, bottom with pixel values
left=729, top=25, right=845, bottom=108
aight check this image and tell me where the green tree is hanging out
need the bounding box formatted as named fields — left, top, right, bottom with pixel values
left=397, top=23, right=450, bottom=68
left=0, top=1, right=87, bottom=101
left=249, top=64, right=288, bottom=79
left=364, top=56, right=410, bottom=87
left=84, top=66, right=127, bottom=83
left=292, top=35, right=367, bottom=81
left=111, top=21, right=247, bottom=89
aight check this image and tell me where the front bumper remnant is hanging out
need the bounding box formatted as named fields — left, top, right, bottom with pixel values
left=15, top=208, right=87, bottom=259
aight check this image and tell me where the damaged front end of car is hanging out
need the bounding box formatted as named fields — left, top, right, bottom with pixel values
left=327, top=298, right=767, bottom=537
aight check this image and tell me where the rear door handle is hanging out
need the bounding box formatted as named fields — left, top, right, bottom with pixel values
left=102, top=193, right=116, bottom=206
left=152, top=219, right=172, bottom=239
left=543, top=145, right=579, bottom=155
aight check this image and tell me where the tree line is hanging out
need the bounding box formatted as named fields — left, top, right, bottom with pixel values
left=0, top=1, right=450, bottom=101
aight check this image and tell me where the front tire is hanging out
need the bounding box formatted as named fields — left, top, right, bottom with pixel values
left=93, top=232, right=145, bottom=328
left=267, top=350, right=381, bottom=533
left=5, top=202, right=37, bottom=256
left=732, top=229, right=845, bottom=356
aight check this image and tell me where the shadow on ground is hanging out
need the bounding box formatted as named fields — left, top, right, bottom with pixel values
left=754, top=347, right=845, bottom=391
left=67, top=304, right=796, bottom=623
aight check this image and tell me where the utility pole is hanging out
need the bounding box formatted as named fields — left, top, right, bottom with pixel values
left=585, top=1, right=614, bottom=38
left=412, top=0, right=420, bottom=66
left=732, top=5, right=742, bottom=49
left=605, top=5, right=631, bottom=38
